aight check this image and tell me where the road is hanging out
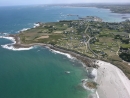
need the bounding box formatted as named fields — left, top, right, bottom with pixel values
left=84, top=23, right=99, bottom=58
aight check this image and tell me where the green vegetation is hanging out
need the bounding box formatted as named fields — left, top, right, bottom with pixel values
left=18, top=19, right=130, bottom=79
left=96, top=4, right=130, bottom=14
left=69, top=4, right=130, bottom=14
left=121, top=44, right=130, bottom=48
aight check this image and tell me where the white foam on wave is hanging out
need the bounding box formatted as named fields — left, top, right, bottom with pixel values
left=82, top=78, right=100, bottom=98
left=91, top=68, right=97, bottom=82
left=3, top=33, right=9, bottom=35
left=81, top=67, right=98, bottom=97
left=17, top=28, right=30, bottom=33
left=0, top=33, right=9, bottom=36
left=0, top=36, right=16, bottom=44
left=1, top=44, right=33, bottom=51
left=96, top=91, right=100, bottom=98
left=82, top=79, right=88, bottom=90
left=17, top=23, right=40, bottom=33
left=82, top=79, right=95, bottom=92
left=33, top=23, right=40, bottom=28
left=21, top=28, right=30, bottom=32
left=82, top=69, right=98, bottom=91
left=50, top=48, right=74, bottom=59
left=0, top=36, right=33, bottom=51
left=47, top=46, right=99, bottom=97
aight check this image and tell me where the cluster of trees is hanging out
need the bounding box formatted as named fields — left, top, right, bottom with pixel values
left=119, top=53, right=130, bottom=62
left=115, top=35, right=129, bottom=44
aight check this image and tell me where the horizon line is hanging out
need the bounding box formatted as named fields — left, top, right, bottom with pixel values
left=1, top=2, right=130, bottom=7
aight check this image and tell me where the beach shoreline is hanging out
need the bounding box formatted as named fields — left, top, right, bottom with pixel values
left=1, top=34, right=130, bottom=98
left=0, top=34, right=99, bottom=98
left=96, top=60, right=130, bottom=98
left=0, top=34, right=97, bottom=67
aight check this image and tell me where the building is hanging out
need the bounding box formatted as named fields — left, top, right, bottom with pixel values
left=84, top=16, right=103, bottom=22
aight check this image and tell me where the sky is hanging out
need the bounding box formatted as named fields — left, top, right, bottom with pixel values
left=0, top=0, right=130, bottom=6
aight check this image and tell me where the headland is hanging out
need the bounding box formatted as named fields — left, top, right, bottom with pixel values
left=1, top=16, right=130, bottom=98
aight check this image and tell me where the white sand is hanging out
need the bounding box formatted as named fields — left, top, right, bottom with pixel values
left=96, top=60, right=130, bottom=98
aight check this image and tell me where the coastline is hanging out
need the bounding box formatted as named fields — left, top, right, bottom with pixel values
left=0, top=5, right=130, bottom=98
left=69, top=5, right=130, bottom=14
left=1, top=34, right=130, bottom=98
left=50, top=46, right=100, bottom=98
left=0, top=34, right=97, bottom=67
left=96, top=60, right=130, bottom=98
left=0, top=34, right=99, bottom=98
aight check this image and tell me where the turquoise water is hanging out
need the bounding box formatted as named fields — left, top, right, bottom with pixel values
left=0, top=5, right=130, bottom=98
left=0, top=42, right=89, bottom=98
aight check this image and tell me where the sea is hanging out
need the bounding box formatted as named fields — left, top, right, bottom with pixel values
left=0, top=5, right=130, bottom=98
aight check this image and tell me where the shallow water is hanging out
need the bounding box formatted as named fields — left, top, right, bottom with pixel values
left=0, top=5, right=130, bottom=98
left=0, top=45, right=90, bottom=98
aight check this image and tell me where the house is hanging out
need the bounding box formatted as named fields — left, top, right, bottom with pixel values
left=79, top=16, right=103, bottom=22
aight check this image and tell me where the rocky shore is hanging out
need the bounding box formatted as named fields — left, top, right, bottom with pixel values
left=7, top=34, right=98, bottom=68
left=49, top=46, right=98, bottom=68
left=2, top=34, right=130, bottom=98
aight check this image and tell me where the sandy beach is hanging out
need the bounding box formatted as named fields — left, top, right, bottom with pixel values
left=96, top=60, right=130, bottom=98
left=1, top=34, right=130, bottom=98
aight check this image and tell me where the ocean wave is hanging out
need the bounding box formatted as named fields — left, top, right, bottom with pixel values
left=17, top=23, right=40, bottom=33
left=88, top=92, right=99, bottom=98
left=82, top=79, right=95, bottom=92
left=0, top=36, right=16, bottom=44
left=82, top=79, right=89, bottom=90
left=96, top=91, right=100, bottom=98
left=0, top=33, right=9, bottom=36
left=17, top=28, right=30, bottom=33
left=0, top=36, right=33, bottom=51
left=82, top=78, right=100, bottom=98
left=91, top=68, right=97, bottom=82
left=33, top=23, right=40, bottom=28
left=21, top=28, right=30, bottom=32
left=47, top=46, right=99, bottom=97
left=1, top=44, right=33, bottom=51
left=82, top=68, right=99, bottom=98
left=49, top=48, right=74, bottom=59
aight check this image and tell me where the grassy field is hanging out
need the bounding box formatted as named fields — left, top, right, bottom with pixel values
left=121, top=44, right=130, bottom=48
left=18, top=20, right=130, bottom=79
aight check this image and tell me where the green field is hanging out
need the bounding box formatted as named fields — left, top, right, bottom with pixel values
left=18, top=20, right=130, bottom=79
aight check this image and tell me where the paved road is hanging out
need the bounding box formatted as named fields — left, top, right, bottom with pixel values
left=84, top=23, right=99, bottom=58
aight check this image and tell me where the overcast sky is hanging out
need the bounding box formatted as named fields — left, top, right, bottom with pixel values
left=0, top=0, right=130, bottom=6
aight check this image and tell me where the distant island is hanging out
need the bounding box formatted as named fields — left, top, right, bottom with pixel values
left=95, top=4, right=130, bottom=14
left=8, top=16, right=130, bottom=80
left=61, top=3, right=130, bottom=14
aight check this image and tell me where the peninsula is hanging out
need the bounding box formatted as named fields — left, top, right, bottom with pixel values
left=10, top=17, right=130, bottom=79
left=2, top=16, right=130, bottom=98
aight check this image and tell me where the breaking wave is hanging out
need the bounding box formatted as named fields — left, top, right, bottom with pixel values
left=0, top=36, right=33, bottom=51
